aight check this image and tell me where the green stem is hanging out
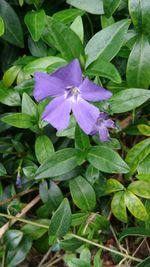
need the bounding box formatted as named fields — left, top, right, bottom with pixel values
left=0, top=213, right=142, bottom=263
left=71, top=234, right=142, bottom=263
left=0, top=213, right=49, bottom=229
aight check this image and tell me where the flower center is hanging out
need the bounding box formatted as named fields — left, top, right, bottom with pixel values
left=65, top=86, right=80, bottom=100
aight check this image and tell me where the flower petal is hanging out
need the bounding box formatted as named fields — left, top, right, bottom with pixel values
left=79, top=77, right=112, bottom=101
left=103, top=119, right=116, bottom=128
left=98, top=126, right=109, bottom=142
left=34, top=72, right=65, bottom=102
left=72, top=98, right=99, bottom=134
left=51, top=59, right=82, bottom=87
left=98, top=112, right=108, bottom=120
left=42, top=96, right=71, bottom=131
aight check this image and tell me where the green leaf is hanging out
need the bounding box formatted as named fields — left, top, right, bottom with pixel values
left=24, top=9, right=46, bottom=41
left=85, top=59, right=121, bottom=83
left=0, top=16, right=4, bottom=36
left=1, top=113, right=34, bottom=128
left=6, top=236, right=32, bottom=267
left=103, top=0, right=121, bottom=18
left=129, top=0, right=150, bottom=33
left=110, top=89, right=150, bottom=113
left=42, top=17, right=84, bottom=61
left=105, top=178, right=125, bottom=194
left=35, top=135, right=54, bottom=164
left=22, top=93, right=37, bottom=117
left=69, top=176, right=96, bottom=211
left=67, top=0, right=104, bottom=15
left=21, top=219, right=49, bottom=240
left=28, top=37, right=47, bottom=57
left=60, top=238, right=83, bottom=252
left=0, top=163, right=6, bottom=176
left=135, top=257, right=150, bottom=267
left=137, top=154, right=150, bottom=174
left=70, top=16, right=84, bottom=43
left=48, top=198, right=71, bottom=244
left=35, top=148, right=77, bottom=179
left=128, top=181, right=150, bottom=199
left=0, top=84, right=20, bottom=106
left=0, top=0, right=24, bottom=47
left=3, top=65, right=21, bottom=87
left=126, top=35, right=150, bottom=89
left=87, top=145, right=129, bottom=173
left=75, top=124, right=90, bottom=150
left=85, top=164, right=99, bottom=184
left=85, top=19, right=129, bottom=66
left=111, top=191, right=127, bottom=222
left=125, top=190, right=148, bottom=221
left=68, top=259, right=91, bottom=267
left=125, top=138, right=150, bottom=177
left=4, top=230, right=23, bottom=250
left=24, top=56, right=66, bottom=74
left=53, top=8, right=84, bottom=24
left=119, top=227, right=150, bottom=241
left=138, top=124, right=150, bottom=136
left=94, top=249, right=102, bottom=267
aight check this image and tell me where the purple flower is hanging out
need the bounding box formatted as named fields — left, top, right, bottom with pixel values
left=91, top=112, right=116, bottom=142
left=34, top=59, right=112, bottom=134
left=16, top=173, right=22, bottom=188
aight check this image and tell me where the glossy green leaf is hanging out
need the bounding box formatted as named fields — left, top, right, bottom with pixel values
left=4, top=230, right=23, bottom=250
left=94, top=249, right=102, bottom=267
left=28, top=37, right=47, bottom=57
left=126, top=35, right=150, bottom=89
left=22, top=93, right=37, bottom=117
left=6, top=236, right=32, bottom=267
left=69, top=176, right=96, bottom=211
left=70, top=16, right=84, bottom=43
left=87, top=146, right=129, bottom=173
left=48, top=198, right=71, bottom=244
left=24, top=9, right=46, bottom=41
left=35, top=135, right=54, bottom=164
left=0, top=0, right=24, bottom=47
left=35, top=148, right=77, bottom=179
left=67, top=0, right=104, bottom=14
left=24, top=56, right=66, bottom=74
left=68, top=259, right=91, bottom=267
left=125, top=190, right=148, bottom=221
left=129, top=0, right=150, bottom=33
left=0, top=84, right=20, bottom=106
left=75, top=124, right=90, bottom=150
left=21, top=219, right=49, bottom=240
left=85, top=164, right=99, bottom=184
left=110, top=89, right=150, bottom=113
left=119, top=227, right=150, bottom=241
left=111, top=191, right=127, bottom=222
left=1, top=113, right=34, bottom=128
left=137, top=154, right=150, bottom=174
left=42, top=17, right=84, bottom=61
left=0, top=16, right=4, bottom=36
left=85, top=19, right=129, bottom=66
left=3, top=65, right=21, bottom=87
left=138, top=124, right=150, bottom=136
left=103, top=0, right=121, bottom=18
left=125, top=138, right=150, bottom=177
left=60, top=238, right=83, bottom=252
left=0, top=163, right=6, bottom=176
left=128, top=181, right=150, bottom=199
left=105, top=178, right=125, bottom=194
left=53, top=8, right=84, bottom=24
left=85, top=59, right=121, bottom=83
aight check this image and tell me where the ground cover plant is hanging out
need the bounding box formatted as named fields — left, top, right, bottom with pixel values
left=1, top=0, right=150, bottom=266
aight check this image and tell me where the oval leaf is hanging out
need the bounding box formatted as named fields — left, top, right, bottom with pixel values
left=0, top=0, right=24, bottom=47
left=1, top=113, right=34, bottom=128
left=35, top=148, right=77, bottom=179
left=35, top=135, right=54, bottom=164
left=69, top=176, right=96, bottom=211
left=110, top=89, right=150, bottom=113
left=111, top=191, right=127, bottom=222
left=67, top=0, right=104, bottom=15
left=85, top=19, right=129, bottom=66
left=24, top=9, right=46, bottom=42
left=125, top=190, right=148, bottom=221
left=87, top=146, right=129, bottom=173
left=48, top=198, right=71, bottom=244
left=128, top=181, right=150, bottom=199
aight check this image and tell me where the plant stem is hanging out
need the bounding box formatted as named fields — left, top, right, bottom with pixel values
left=71, top=233, right=142, bottom=263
